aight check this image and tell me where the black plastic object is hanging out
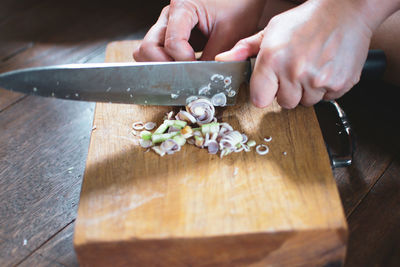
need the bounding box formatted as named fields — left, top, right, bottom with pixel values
left=361, top=49, right=386, bottom=80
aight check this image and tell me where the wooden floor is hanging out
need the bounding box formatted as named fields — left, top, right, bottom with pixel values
left=0, top=1, right=399, bottom=266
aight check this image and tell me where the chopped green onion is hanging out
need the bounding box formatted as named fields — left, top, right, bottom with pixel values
left=140, top=130, right=152, bottom=141
left=152, top=132, right=179, bottom=143
left=172, top=120, right=187, bottom=129
left=154, top=123, right=169, bottom=134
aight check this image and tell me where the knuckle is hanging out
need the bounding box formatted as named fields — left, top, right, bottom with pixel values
left=268, top=15, right=281, bottom=27
left=161, top=5, right=170, bottom=13
left=164, top=37, right=177, bottom=51
left=330, top=81, right=348, bottom=92
left=170, top=0, right=192, bottom=11
left=291, top=61, right=307, bottom=81
left=352, top=74, right=361, bottom=86
left=310, top=76, right=323, bottom=89
left=235, top=39, right=249, bottom=48
left=257, top=48, right=277, bottom=69
left=170, top=0, right=182, bottom=7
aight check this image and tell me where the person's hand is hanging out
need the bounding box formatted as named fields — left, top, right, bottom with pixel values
left=133, top=0, right=266, bottom=62
left=216, top=0, right=374, bottom=108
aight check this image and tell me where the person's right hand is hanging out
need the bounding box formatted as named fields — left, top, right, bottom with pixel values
left=133, top=0, right=266, bottom=62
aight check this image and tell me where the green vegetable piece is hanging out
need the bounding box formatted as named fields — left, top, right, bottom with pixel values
left=152, top=132, right=179, bottom=143
left=154, top=123, right=169, bottom=134
left=140, top=130, right=152, bottom=141
left=172, top=120, right=187, bottom=129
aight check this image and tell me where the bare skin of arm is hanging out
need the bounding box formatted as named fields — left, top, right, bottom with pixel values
left=134, top=0, right=400, bottom=108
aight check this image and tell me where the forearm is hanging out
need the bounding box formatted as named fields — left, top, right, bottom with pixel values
left=355, top=0, right=400, bottom=30
left=304, top=0, right=400, bottom=32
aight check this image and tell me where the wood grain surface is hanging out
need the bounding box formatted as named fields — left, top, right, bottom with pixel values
left=0, top=1, right=167, bottom=266
left=74, top=40, right=348, bottom=266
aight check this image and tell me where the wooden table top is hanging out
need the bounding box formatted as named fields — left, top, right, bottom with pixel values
left=0, top=1, right=399, bottom=266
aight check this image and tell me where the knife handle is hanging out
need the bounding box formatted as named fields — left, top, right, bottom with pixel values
left=323, top=50, right=386, bottom=168
left=361, top=49, right=386, bottom=80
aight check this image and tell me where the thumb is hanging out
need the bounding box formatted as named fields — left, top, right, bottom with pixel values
left=215, top=30, right=264, bottom=61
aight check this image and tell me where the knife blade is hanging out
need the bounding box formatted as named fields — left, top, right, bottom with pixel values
left=0, top=50, right=386, bottom=106
left=0, top=61, right=251, bottom=106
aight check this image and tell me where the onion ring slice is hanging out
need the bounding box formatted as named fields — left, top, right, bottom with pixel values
left=256, top=144, right=269, bottom=155
left=132, top=122, right=145, bottom=131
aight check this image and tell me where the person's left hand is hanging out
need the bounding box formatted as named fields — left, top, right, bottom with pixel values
left=216, top=0, right=373, bottom=108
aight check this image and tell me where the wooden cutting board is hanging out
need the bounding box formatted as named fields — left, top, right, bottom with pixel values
left=74, top=41, right=348, bottom=267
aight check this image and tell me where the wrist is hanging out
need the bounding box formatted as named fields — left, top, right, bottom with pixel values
left=344, top=0, right=400, bottom=31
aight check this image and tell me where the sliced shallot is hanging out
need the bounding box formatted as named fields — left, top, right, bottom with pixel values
left=140, top=139, right=153, bottom=148
left=234, top=146, right=244, bottom=153
left=211, top=93, right=227, bottom=107
left=220, top=131, right=243, bottom=150
left=227, top=90, right=236, bottom=97
left=198, top=84, right=211, bottom=95
left=224, top=76, right=232, bottom=87
left=144, top=122, right=156, bottom=131
left=241, top=144, right=251, bottom=152
left=161, top=139, right=181, bottom=154
left=264, top=136, right=272, bottom=142
left=241, top=134, right=248, bottom=144
left=256, top=144, right=269, bottom=155
left=176, top=110, right=197, bottom=124
left=132, top=121, right=145, bottom=131
left=207, top=140, right=219, bottom=154
left=186, top=98, right=215, bottom=125
left=168, top=126, right=180, bottom=133
left=152, top=146, right=165, bottom=157
left=211, top=74, right=224, bottom=81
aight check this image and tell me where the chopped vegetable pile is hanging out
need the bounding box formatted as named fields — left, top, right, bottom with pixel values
left=132, top=98, right=271, bottom=157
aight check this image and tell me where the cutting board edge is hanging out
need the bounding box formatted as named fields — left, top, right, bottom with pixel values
left=74, top=227, right=347, bottom=267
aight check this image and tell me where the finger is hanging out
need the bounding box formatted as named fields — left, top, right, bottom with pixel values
left=300, top=86, right=326, bottom=107
left=250, top=54, right=279, bottom=108
left=134, top=6, right=173, bottom=62
left=276, top=79, right=302, bottom=109
left=323, top=89, right=347, bottom=101
left=164, top=0, right=198, bottom=61
left=200, top=28, right=236, bottom=61
left=215, top=30, right=264, bottom=62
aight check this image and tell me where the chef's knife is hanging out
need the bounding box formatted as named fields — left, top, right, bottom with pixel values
left=0, top=50, right=386, bottom=106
